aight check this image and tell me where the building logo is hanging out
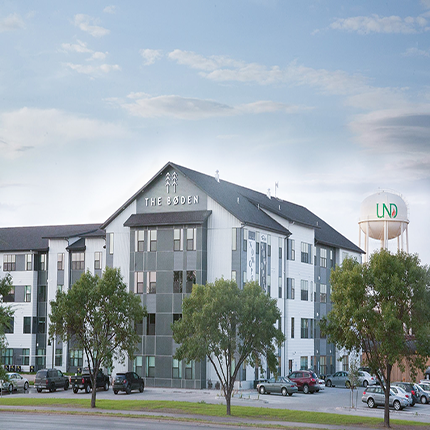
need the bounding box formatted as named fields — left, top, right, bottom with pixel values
left=376, top=203, right=398, bottom=219
left=165, top=171, right=178, bottom=194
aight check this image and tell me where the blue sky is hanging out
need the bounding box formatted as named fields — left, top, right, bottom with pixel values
left=1, top=1, right=429, bottom=264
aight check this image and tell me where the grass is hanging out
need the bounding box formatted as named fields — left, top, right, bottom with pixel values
left=0, top=398, right=428, bottom=428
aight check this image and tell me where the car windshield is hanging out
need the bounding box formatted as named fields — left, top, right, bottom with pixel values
left=36, top=370, right=47, bottom=378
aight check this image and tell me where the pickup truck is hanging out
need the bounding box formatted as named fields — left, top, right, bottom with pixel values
left=70, top=368, right=110, bottom=393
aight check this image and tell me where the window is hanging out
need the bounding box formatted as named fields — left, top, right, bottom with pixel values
left=38, top=317, right=46, bottom=334
left=320, top=356, right=327, bottom=376
left=320, top=248, right=327, bottom=268
left=55, top=348, right=62, bottom=366
left=287, top=239, right=295, bottom=260
left=243, top=271, right=247, bottom=287
left=243, top=229, right=247, bottom=252
left=71, top=253, right=85, bottom=270
left=3, top=286, right=15, bottom=302
left=133, top=356, right=143, bottom=375
left=94, top=252, right=102, bottom=270
left=25, top=254, right=32, bottom=271
left=185, top=361, right=194, bottom=379
left=301, top=318, right=309, bottom=338
left=36, top=348, right=45, bottom=367
left=291, top=317, right=294, bottom=338
left=24, top=285, right=31, bottom=302
left=149, top=230, right=157, bottom=252
left=147, top=314, right=155, bottom=335
left=173, top=313, right=182, bottom=324
left=186, top=270, right=196, bottom=293
left=135, top=272, right=144, bottom=294
left=231, top=270, right=236, bottom=282
left=109, top=232, right=114, bottom=255
left=57, top=253, right=64, bottom=271
left=5, top=317, right=13, bottom=333
left=173, top=228, right=182, bottom=251
left=57, top=285, right=63, bottom=293
left=173, top=271, right=183, bottom=293
left=320, top=284, right=327, bottom=303
left=3, top=254, right=16, bottom=271
left=300, top=356, right=308, bottom=370
left=278, top=277, right=282, bottom=299
left=287, top=278, right=295, bottom=299
left=342, top=355, right=349, bottom=372
left=232, top=228, right=237, bottom=251
left=22, top=348, right=30, bottom=365
left=1, top=348, right=13, bottom=365
left=146, top=356, right=155, bottom=377
left=172, top=359, right=182, bottom=379
left=38, top=285, right=46, bottom=302
left=301, top=242, right=312, bottom=264
left=186, top=228, right=196, bottom=251
left=147, top=272, right=156, bottom=294
left=136, top=230, right=145, bottom=252
left=267, top=234, right=271, bottom=257
left=69, top=349, right=83, bottom=367
left=23, top=317, right=31, bottom=334
left=301, top=280, right=308, bottom=301
left=39, top=254, right=47, bottom=271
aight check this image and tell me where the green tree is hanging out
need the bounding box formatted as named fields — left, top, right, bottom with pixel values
left=172, top=278, right=285, bottom=416
left=320, top=250, right=430, bottom=428
left=49, top=267, right=146, bottom=408
left=0, top=274, right=14, bottom=382
left=348, top=358, right=360, bottom=408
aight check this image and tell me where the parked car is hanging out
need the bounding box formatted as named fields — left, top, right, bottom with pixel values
left=288, top=370, right=320, bottom=394
left=414, top=383, right=430, bottom=404
left=1, top=376, right=14, bottom=393
left=70, top=368, right=110, bottom=393
left=358, top=371, right=377, bottom=387
left=391, top=382, right=418, bottom=406
left=112, top=372, right=144, bottom=395
left=5, top=372, right=29, bottom=391
left=325, top=371, right=350, bottom=388
left=35, top=368, right=69, bottom=392
left=256, top=377, right=298, bottom=396
left=390, top=386, right=413, bottom=406
left=362, top=386, right=408, bottom=411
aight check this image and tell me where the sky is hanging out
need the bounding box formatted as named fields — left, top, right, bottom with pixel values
left=0, top=0, right=429, bottom=265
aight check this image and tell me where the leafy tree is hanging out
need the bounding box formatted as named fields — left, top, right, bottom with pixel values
left=0, top=274, right=14, bottom=381
left=49, top=267, right=146, bottom=408
left=320, top=250, right=430, bottom=428
left=172, top=278, right=285, bottom=415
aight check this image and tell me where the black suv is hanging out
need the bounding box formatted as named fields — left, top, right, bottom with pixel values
left=35, top=368, right=69, bottom=392
left=112, top=372, right=144, bottom=394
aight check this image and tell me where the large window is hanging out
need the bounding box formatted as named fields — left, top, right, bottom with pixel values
left=146, top=356, right=155, bottom=377
left=57, top=253, right=64, bottom=271
left=71, top=253, right=85, bottom=270
left=342, top=355, right=349, bottom=372
left=38, top=317, right=46, bottom=334
left=185, top=361, right=194, bottom=379
left=301, top=318, right=309, bottom=338
left=291, top=317, right=294, bottom=338
left=186, top=228, right=196, bottom=251
left=147, top=314, right=155, bottom=335
left=172, top=359, right=182, bottom=379
left=24, top=285, right=31, bottom=302
left=135, top=272, right=144, bottom=294
left=3, top=254, right=16, bottom=271
left=109, top=232, right=114, bottom=255
left=301, top=280, right=308, bottom=301
left=320, top=248, right=327, bottom=268
left=301, top=242, right=312, bottom=264
left=287, top=278, right=295, bottom=299
left=136, top=230, right=145, bottom=252
left=186, top=270, right=196, bottom=293
left=300, top=356, right=308, bottom=370
left=22, top=348, right=30, bottom=365
left=320, top=356, right=327, bottom=375
left=4, top=317, right=13, bottom=333
left=173, top=271, right=183, bottom=293
left=55, top=348, right=62, bottom=367
left=39, top=254, right=47, bottom=271
left=69, top=349, right=83, bottom=367
left=23, top=317, right=31, bottom=334
left=94, top=252, right=102, bottom=270
left=278, top=277, right=282, bottom=299
left=36, top=348, right=45, bottom=367
left=25, top=254, right=32, bottom=271
left=149, top=230, right=157, bottom=252
left=1, top=348, right=13, bottom=365
left=320, top=284, right=327, bottom=303
left=147, top=272, right=156, bottom=294
left=287, top=239, right=295, bottom=260
left=174, top=229, right=183, bottom=251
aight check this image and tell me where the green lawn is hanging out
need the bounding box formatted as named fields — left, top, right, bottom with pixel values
left=0, top=398, right=427, bottom=428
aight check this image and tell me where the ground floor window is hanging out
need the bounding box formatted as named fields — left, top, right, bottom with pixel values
left=185, top=361, right=194, bottom=379
left=342, top=355, right=349, bottom=372
left=300, top=356, right=308, bottom=370
left=22, top=348, right=30, bottom=365
left=133, top=356, right=143, bottom=376
left=146, top=356, right=155, bottom=377
left=1, top=348, right=13, bottom=365
left=55, top=348, right=62, bottom=367
left=172, top=359, right=182, bottom=379
left=320, top=356, right=326, bottom=375
left=36, top=348, right=45, bottom=367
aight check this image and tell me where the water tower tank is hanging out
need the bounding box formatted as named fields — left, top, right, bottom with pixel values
left=358, top=191, right=409, bottom=262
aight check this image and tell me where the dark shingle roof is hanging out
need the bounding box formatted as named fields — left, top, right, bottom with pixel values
left=0, top=224, right=104, bottom=252
left=124, top=211, right=212, bottom=227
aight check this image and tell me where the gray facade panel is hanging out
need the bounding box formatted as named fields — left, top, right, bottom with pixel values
left=134, top=253, right=144, bottom=271
left=37, top=271, right=48, bottom=286
left=157, top=252, right=174, bottom=272
left=14, top=286, right=25, bottom=302
left=156, top=271, right=172, bottom=294
left=156, top=312, right=173, bottom=335
left=145, top=252, right=157, bottom=270
left=157, top=229, right=173, bottom=252
left=155, top=356, right=172, bottom=378
left=156, top=336, right=172, bottom=356
left=173, top=252, right=185, bottom=270
left=145, top=336, right=155, bottom=355
left=172, top=294, right=183, bottom=313
left=156, top=295, right=173, bottom=315
left=145, top=294, right=156, bottom=312
left=57, top=270, right=64, bottom=285
left=186, top=251, right=197, bottom=269
left=16, top=255, right=25, bottom=271
left=71, top=270, right=83, bottom=286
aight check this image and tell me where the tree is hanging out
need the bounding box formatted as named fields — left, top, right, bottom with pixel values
left=320, top=250, right=430, bottom=428
left=172, top=278, right=285, bottom=415
left=49, top=267, right=146, bottom=408
left=0, top=274, right=14, bottom=382
left=348, top=358, right=360, bottom=408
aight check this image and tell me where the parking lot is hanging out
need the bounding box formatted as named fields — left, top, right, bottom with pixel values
left=2, top=383, right=430, bottom=425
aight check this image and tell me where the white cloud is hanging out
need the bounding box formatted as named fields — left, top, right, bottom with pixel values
left=117, top=93, right=308, bottom=120
left=61, top=40, right=93, bottom=54
left=65, top=62, right=121, bottom=75
left=140, top=49, right=162, bottom=65
left=329, top=14, right=429, bottom=34
left=0, top=13, right=25, bottom=32
left=0, top=107, right=128, bottom=158
left=168, top=49, right=244, bottom=71
left=90, top=51, right=107, bottom=60
left=74, top=14, right=110, bottom=37
left=103, top=5, right=116, bottom=14
left=403, top=47, right=430, bottom=57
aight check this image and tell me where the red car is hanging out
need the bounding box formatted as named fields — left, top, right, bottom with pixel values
left=288, top=370, right=320, bottom=394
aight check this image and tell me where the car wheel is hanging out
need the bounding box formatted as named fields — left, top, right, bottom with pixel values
left=367, top=398, right=376, bottom=409
left=411, top=401, right=415, bottom=407
left=421, top=395, right=428, bottom=404
left=125, top=385, right=131, bottom=395
left=326, top=380, right=332, bottom=387
left=259, top=386, right=266, bottom=395
left=37, top=388, right=42, bottom=393
left=345, top=381, right=351, bottom=389
left=303, top=384, right=309, bottom=394
left=363, top=380, right=368, bottom=388
left=85, top=384, right=91, bottom=394
left=281, top=387, right=287, bottom=396
left=104, top=381, right=109, bottom=391
left=393, top=400, right=401, bottom=411
left=114, top=390, right=118, bottom=395
left=49, top=383, right=56, bottom=393
left=24, top=382, right=29, bottom=391
left=139, top=383, right=144, bottom=393
left=73, top=388, right=78, bottom=394
left=64, top=381, right=69, bottom=391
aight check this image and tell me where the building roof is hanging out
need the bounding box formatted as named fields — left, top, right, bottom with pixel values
left=103, top=162, right=363, bottom=254
left=124, top=211, right=212, bottom=227
left=0, top=224, right=104, bottom=252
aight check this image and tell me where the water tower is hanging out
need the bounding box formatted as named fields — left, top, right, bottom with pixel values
left=359, top=191, right=409, bottom=262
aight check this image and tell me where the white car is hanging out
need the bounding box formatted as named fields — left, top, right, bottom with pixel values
left=390, top=386, right=413, bottom=406
left=358, top=371, right=377, bottom=388
left=3, top=372, right=29, bottom=392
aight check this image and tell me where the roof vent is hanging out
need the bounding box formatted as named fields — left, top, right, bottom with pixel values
left=215, top=170, right=220, bottom=182
left=237, top=197, right=240, bottom=204
left=267, top=188, right=271, bottom=199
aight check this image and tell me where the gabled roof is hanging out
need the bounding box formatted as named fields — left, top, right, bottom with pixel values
left=0, top=224, right=104, bottom=252
left=102, top=162, right=362, bottom=253
left=124, top=211, right=212, bottom=227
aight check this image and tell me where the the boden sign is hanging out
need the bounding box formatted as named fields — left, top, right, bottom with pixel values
left=376, top=203, right=398, bottom=219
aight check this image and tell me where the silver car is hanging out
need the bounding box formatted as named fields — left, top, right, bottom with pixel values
left=362, top=386, right=408, bottom=411
left=257, top=377, right=299, bottom=396
left=391, top=386, right=413, bottom=406
left=1, top=372, right=29, bottom=393
left=415, top=383, right=430, bottom=404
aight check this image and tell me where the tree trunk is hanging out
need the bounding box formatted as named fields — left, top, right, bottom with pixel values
left=226, top=388, right=231, bottom=415
left=384, top=363, right=392, bottom=428
left=91, top=373, right=97, bottom=408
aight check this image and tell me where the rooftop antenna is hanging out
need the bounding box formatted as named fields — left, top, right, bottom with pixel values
left=275, top=182, right=279, bottom=198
